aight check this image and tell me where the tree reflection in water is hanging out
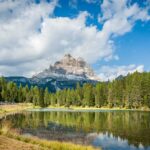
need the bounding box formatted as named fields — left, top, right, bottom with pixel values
left=1, top=110, right=150, bottom=150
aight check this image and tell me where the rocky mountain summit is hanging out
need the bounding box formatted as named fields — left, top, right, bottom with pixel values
left=5, top=54, right=99, bottom=92
left=33, top=54, right=99, bottom=81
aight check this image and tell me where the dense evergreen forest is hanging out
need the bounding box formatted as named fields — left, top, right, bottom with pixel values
left=0, top=72, right=150, bottom=108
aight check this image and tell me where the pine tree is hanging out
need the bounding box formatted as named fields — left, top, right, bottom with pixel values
left=83, top=84, right=95, bottom=107
left=1, top=88, right=7, bottom=102
left=130, top=72, right=142, bottom=108
left=18, top=84, right=23, bottom=102
left=50, top=94, right=57, bottom=106
left=23, top=85, right=30, bottom=102
left=66, top=89, right=72, bottom=107
left=32, top=86, right=40, bottom=106
left=44, top=87, right=49, bottom=106
left=94, top=83, right=101, bottom=107
left=107, top=83, right=113, bottom=108
left=62, top=89, right=67, bottom=105
left=75, top=83, right=83, bottom=106
left=39, top=89, right=44, bottom=107
left=0, top=77, right=7, bottom=102
left=141, top=72, right=150, bottom=107
left=28, top=86, right=34, bottom=103
left=6, top=82, right=17, bottom=103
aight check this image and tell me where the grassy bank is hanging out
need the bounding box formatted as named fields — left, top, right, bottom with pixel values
left=0, top=134, right=98, bottom=150
left=0, top=128, right=98, bottom=150
left=0, top=103, right=34, bottom=118
left=0, top=135, right=43, bottom=150
left=0, top=103, right=99, bottom=150
left=47, top=105, right=150, bottom=112
left=1, top=103, right=149, bottom=115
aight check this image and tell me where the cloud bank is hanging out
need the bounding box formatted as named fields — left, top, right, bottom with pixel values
left=0, top=0, right=149, bottom=78
left=98, top=65, right=144, bottom=81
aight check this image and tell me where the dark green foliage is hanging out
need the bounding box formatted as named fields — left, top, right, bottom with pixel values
left=44, top=87, right=49, bottom=106
left=32, top=86, right=40, bottom=106
left=39, top=89, right=44, bottom=107
left=0, top=72, right=150, bottom=108
left=75, top=83, right=83, bottom=106
left=83, top=84, right=95, bottom=106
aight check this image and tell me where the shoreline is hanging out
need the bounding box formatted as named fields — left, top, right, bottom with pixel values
left=1, top=103, right=149, bottom=150
left=0, top=103, right=98, bottom=150
left=44, top=105, right=150, bottom=112
left=0, top=103, right=34, bottom=118
left=0, top=133, right=98, bottom=150
left=1, top=104, right=150, bottom=116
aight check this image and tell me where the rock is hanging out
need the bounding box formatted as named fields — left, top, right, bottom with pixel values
left=5, top=54, right=99, bottom=92
left=33, top=54, right=100, bottom=81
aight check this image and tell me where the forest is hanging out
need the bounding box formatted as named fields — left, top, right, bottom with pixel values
left=0, top=72, right=150, bottom=109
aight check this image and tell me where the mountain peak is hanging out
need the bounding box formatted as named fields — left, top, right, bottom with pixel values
left=64, top=53, right=72, bottom=58
left=33, top=54, right=100, bottom=81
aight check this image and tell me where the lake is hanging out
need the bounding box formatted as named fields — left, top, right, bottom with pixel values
left=1, top=109, right=150, bottom=150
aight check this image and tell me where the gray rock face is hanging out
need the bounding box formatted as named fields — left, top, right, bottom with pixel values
left=33, top=54, right=99, bottom=81
left=5, top=54, right=99, bottom=92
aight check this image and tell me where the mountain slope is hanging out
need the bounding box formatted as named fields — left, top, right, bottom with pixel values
left=33, top=54, right=100, bottom=81
left=5, top=54, right=99, bottom=92
left=5, top=76, right=97, bottom=92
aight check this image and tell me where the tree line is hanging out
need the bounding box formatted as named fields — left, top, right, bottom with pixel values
left=0, top=72, right=150, bottom=108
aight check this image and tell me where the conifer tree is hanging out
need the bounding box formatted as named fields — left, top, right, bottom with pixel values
left=39, top=89, right=44, bottom=107
left=75, top=83, right=83, bottom=106
left=44, top=87, right=49, bottom=106
left=94, top=83, right=101, bottom=107
left=18, top=84, right=23, bottom=102
left=107, top=83, right=113, bottom=107
left=32, top=86, right=40, bottom=106
left=130, top=72, right=142, bottom=108
left=83, top=84, right=95, bottom=106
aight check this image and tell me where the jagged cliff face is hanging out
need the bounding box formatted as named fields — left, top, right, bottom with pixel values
left=5, top=54, right=99, bottom=92
left=33, top=54, right=99, bottom=81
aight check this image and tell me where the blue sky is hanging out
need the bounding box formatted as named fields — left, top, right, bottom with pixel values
left=54, top=0, right=150, bottom=71
left=0, top=0, right=150, bottom=80
left=94, top=20, right=150, bottom=69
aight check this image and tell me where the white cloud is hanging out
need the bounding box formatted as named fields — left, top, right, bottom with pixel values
left=98, top=64, right=144, bottom=81
left=0, top=58, right=51, bottom=77
left=0, top=0, right=149, bottom=77
left=99, top=0, right=150, bottom=37
left=0, top=0, right=58, bottom=64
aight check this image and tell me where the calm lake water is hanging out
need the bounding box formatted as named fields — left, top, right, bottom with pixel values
left=1, top=109, right=150, bottom=150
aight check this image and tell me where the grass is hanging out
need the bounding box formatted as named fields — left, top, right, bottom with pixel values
left=1, top=103, right=149, bottom=116
left=0, top=104, right=99, bottom=150
left=0, top=135, right=43, bottom=150
left=0, top=103, right=34, bottom=118
left=47, top=105, right=150, bottom=112
left=0, top=125, right=99, bottom=150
